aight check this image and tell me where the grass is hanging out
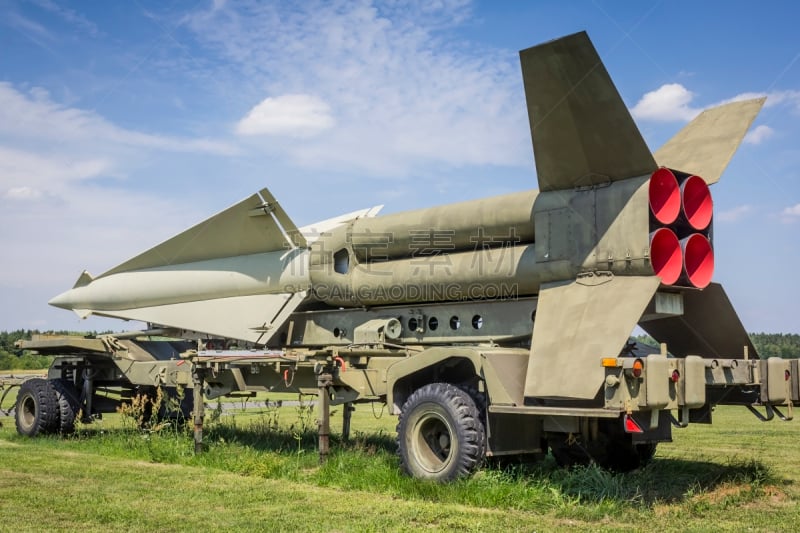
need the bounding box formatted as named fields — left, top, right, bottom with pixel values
left=1, top=399, right=799, bottom=531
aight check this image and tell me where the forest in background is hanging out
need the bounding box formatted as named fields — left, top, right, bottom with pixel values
left=2, top=329, right=800, bottom=370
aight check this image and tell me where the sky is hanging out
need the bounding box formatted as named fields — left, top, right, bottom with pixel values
left=0, top=0, right=798, bottom=335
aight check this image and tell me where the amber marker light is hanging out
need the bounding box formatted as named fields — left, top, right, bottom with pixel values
left=632, top=358, right=644, bottom=378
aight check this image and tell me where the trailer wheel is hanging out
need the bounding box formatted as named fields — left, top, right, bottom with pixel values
left=396, top=383, right=485, bottom=482
left=15, top=378, right=59, bottom=437
left=52, top=379, right=81, bottom=435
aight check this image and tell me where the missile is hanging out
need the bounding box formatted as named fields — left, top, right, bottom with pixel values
left=49, top=32, right=764, bottom=402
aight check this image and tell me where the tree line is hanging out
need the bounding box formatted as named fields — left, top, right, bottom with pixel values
left=631, top=333, right=800, bottom=359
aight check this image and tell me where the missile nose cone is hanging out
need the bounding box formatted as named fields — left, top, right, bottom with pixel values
left=49, top=288, right=93, bottom=319
left=48, top=289, right=77, bottom=310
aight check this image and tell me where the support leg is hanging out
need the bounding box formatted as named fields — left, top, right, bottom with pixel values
left=192, top=369, right=205, bottom=454
left=317, top=372, right=333, bottom=464
left=342, top=402, right=354, bottom=442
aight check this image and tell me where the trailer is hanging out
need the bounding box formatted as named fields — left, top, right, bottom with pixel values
left=15, top=317, right=798, bottom=482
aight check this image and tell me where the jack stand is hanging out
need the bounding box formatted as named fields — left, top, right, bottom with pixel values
left=342, top=402, right=355, bottom=442
left=192, top=369, right=205, bottom=454
left=317, top=372, right=333, bottom=464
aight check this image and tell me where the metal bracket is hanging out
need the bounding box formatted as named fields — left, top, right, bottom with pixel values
left=669, top=407, right=690, bottom=428
left=745, top=403, right=793, bottom=422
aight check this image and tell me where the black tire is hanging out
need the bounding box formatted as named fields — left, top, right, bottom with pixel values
left=52, top=379, right=81, bottom=435
left=396, top=383, right=485, bottom=482
left=15, top=378, right=59, bottom=437
left=456, top=381, right=487, bottom=459
left=547, top=420, right=657, bottom=472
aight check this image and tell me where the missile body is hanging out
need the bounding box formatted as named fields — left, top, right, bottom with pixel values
left=50, top=169, right=714, bottom=316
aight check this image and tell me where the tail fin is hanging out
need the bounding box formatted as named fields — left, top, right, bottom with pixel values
left=525, top=275, right=661, bottom=401
left=639, top=283, right=758, bottom=359
left=654, top=98, right=765, bottom=184
left=520, top=31, right=656, bottom=191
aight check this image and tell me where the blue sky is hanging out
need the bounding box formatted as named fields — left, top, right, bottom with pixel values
left=0, top=0, right=798, bottom=334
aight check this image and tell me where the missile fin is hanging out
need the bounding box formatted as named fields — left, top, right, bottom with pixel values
left=102, top=188, right=298, bottom=278
left=520, top=31, right=656, bottom=192
left=654, top=98, right=766, bottom=185
left=73, top=270, right=93, bottom=289
left=73, top=309, right=92, bottom=319
left=524, top=275, right=660, bottom=401
left=258, top=188, right=307, bottom=248
left=639, top=283, right=758, bottom=358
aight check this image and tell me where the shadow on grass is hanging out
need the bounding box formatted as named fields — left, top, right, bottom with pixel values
left=202, top=417, right=772, bottom=507
left=57, top=414, right=774, bottom=511
left=492, top=455, right=773, bottom=506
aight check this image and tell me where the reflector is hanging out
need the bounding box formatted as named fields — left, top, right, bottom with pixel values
left=624, top=414, right=644, bottom=434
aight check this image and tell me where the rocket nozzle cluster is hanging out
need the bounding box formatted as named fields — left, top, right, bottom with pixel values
left=648, top=168, right=714, bottom=289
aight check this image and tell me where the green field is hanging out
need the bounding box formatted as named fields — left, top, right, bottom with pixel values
left=1, top=395, right=799, bottom=532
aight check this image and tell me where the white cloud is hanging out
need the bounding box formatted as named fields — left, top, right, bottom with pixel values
left=3, top=186, right=43, bottom=200
left=0, top=146, right=112, bottom=192
left=185, top=1, right=529, bottom=175
left=631, top=83, right=700, bottom=122
left=764, top=90, right=800, bottom=112
left=634, top=84, right=800, bottom=132
left=720, top=90, right=800, bottom=113
left=743, top=124, right=774, bottom=145
left=781, top=203, right=800, bottom=222
left=716, top=204, right=753, bottom=222
left=236, top=94, right=334, bottom=137
left=0, top=83, right=237, bottom=155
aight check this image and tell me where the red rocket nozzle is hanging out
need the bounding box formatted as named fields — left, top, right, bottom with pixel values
left=681, top=175, right=713, bottom=230
left=650, top=227, right=682, bottom=285
left=682, top=233, right=714, bottom=288
left=649, top=168, right=681, bottom=225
